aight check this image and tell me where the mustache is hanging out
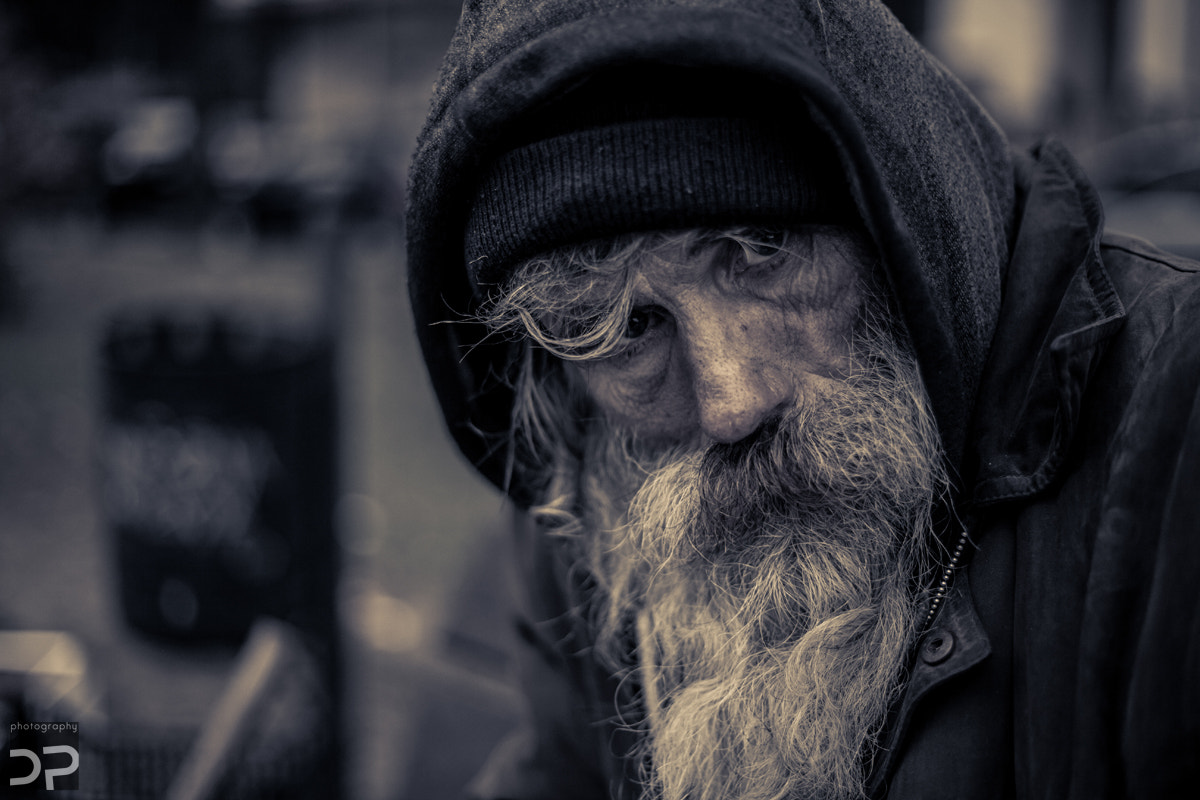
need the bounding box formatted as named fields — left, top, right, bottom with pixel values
left=693, top=417, right=806, bottom=539
left=689, top=392, right=935, bottom=554
left=700, top=413, right=813, bottom=495
left=692, top=408, right=851, bottom=545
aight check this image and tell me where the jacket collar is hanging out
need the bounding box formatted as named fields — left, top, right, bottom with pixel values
left=864, top=139, right=1126, bottom=793
left=967, top=140, right=1126, bottom=506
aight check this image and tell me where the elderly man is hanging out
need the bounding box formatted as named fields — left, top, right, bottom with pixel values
left=406, top=0, right=1200, bottom=798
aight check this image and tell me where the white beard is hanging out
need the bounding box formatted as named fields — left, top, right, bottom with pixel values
left=577, top=318, right=946, bottom=800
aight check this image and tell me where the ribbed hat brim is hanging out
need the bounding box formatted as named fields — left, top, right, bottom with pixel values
left=464, top=115, right=851, bottom=290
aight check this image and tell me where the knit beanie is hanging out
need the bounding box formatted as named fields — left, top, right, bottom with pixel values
left=463, top=66, right=855, bottom=291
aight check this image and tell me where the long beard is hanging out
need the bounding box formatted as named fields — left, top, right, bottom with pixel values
left=578, top=318, right=946, bottom=800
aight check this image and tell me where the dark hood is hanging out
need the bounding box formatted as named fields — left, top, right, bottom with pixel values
left=407, top=0, right=1016, bottom=505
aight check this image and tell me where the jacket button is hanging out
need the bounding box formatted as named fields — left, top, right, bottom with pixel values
left=920, top=629, right=955, bottom=665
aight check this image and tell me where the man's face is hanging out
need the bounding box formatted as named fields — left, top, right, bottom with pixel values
left=571, top=226, right=874, bottom=444
left=483, top=223, right=944, bottom=800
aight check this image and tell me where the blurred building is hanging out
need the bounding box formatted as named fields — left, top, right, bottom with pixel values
left=929, top=0, right=1200, bottom=140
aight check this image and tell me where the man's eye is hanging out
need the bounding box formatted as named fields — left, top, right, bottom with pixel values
left=624, top=306, right=663, bottom=339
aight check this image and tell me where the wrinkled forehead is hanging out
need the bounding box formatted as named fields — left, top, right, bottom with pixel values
left=514, top=224, right=877, bottom=286
left=496, top=227, right=786, bottom=304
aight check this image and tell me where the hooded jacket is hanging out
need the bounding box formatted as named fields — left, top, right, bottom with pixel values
left=406, top=0, right=1200, bottom=797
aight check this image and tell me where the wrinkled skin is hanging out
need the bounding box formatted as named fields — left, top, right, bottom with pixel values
left=576, top=226, right=874, bottom=444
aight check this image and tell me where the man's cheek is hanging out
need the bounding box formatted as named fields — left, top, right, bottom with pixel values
left=581, top=361, right=698, bottom=440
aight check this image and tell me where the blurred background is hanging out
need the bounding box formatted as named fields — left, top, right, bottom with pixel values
left=0, top=0, right=1196, bottom=798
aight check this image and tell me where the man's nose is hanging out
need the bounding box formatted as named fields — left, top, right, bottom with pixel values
left=683, top=316, right=790, bottom=443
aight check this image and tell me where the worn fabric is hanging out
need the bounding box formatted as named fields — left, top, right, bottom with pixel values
left=404, top=0, right=1200, bottom=797
left=464, top=111, right=852, bottom=289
